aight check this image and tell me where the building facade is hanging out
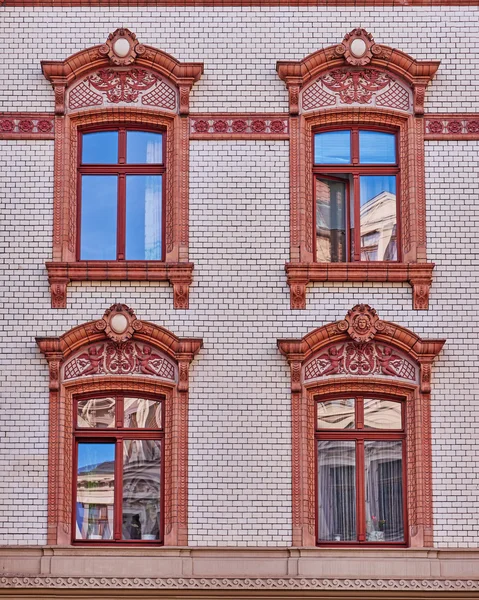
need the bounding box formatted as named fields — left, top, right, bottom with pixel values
left=0, top=1, right=478, bottom=598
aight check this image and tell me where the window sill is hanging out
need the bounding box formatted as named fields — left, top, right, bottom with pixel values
left=285, top=262, right=434, bottom=310
left=46, top=261, right=194, bottom=309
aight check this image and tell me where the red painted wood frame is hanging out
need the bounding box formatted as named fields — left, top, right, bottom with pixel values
left=77, top=126, right=166, bottom=262
left=314, top=393, right=408, bottom=547
left=72, top=392, right=165, bottom=545
left=36, top=309, right=202, bottom=546
left=277, top=309, right=445, bottom=548
left=313, top=125, right=401, bottom=264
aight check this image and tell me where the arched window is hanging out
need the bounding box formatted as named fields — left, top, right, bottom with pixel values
left=278, top=304, right=445, bottom=547
left=37, top=304, right=202, bottom=546
left=42, top=28, right=203, bottom=309
left=277, top=28, right=440, bottom=310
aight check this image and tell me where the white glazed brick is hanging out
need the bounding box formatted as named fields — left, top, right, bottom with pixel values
left=2, top=137, right=478, bottom=547
left=0, top=7, right=478, bottom=113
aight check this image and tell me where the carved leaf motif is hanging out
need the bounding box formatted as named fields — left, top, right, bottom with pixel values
left=87, top=69, right=159, bottom=104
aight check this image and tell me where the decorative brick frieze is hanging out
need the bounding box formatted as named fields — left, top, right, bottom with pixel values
left=278, top=305, right=445, bottom=548
left=190, top=114, right=289, bottom=139
left=36, top=304, right=202, bottom=546
left=425, top=114, right=479, bottom=139
left=1, top=575, right=478, bottom=592
left=0, top=113, right=54, bottom=139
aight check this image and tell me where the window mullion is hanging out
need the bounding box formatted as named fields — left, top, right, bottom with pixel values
left=117, top=174, right=126, bottom=260
left=114, top=438, right=123, bottom=541
left=356, top=439, right=366, bottom=542
left=353, top=174, right=361, bottom=261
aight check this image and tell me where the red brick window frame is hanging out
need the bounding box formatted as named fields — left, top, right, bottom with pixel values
left=37, top=303, right=202, bottom=546
left=278, top=304, right=445, bottom=548
left=42, top=28, right=203, bottom=309
left=276, top=28, right=440, bottom=310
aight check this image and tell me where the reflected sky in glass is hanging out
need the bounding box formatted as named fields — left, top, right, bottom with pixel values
left=359, top=131, right=396, bottom=164
left=315, top=131, right=351, bottom=164
left=126, top=175, right=162, bottom=260
left=360, top=176, right=396, bottom=206
left=127, top=131, right=163, bottom=164
left=80, top=175, right=117, bottom=259
left=82, top=131, right=118, bottom=164
left=78, top=442, right=115, bottom=471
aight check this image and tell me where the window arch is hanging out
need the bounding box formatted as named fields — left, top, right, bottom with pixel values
left=276, top=28, right=440, bottom=310
left=278, top=304, right=445, bottom=547
left=42, top=28, right=203, bottom=309
left=37, top=303, right=202, bottom=545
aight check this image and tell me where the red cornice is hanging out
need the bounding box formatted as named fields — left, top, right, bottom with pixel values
left=42, top=43, right=203, bottom=90
left=3, top=0, right=478, bottom=6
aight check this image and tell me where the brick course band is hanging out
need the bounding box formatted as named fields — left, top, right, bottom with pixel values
left=3, top=0, right=479, bottom=6
left=425, top=114, right=479, bottom=139
left=0, top=113, right=54, bottom=139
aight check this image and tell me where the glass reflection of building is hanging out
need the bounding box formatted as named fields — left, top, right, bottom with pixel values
left=360, top=191, right=397, bottom=261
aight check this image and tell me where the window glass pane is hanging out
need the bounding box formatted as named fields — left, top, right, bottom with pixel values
left=82, top=131, right=118, bottom=164
left=364, top=399, right=402, bottom=430
left=126, top=131, right=163, bottom=164
left=317, top=440, right=356, bottom=541
left=80, top=175, right=118, bottom=260
left=126, top=175, right=162, bottom=260
left=76, top=443, right=115, bottom=540
left=77, top=398, right=115, bottom=428
left=317, top=399, right=355, bottom=429
left=359, top=131, right=396, bottom=164
left=360, top=176, right=397, bottom=261
left=122, top=440, right=161, bottom=540
left=124, top=398, right=162, bottom=429
left=316, top=178, right=347, bottom=262
left=314, top=131, right=351, bottom=164
left=365, top=441, right=404, bottom=542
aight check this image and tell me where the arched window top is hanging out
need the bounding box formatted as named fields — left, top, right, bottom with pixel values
left=42, top=28, right=204, bottom=116
left=276, top=28, right=440, bottom=116
left=278, top=303, right=445, bottom=394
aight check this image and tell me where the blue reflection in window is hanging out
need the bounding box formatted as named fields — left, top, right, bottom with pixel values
left=80, top=175, right=118, bottom=260
left=77, top=442, right=115, bottom=472
left=314, top=131, right=351, bottom=164
left=360, top=176, right=396, bottom=206
left=127, top=131, right=163, bottom=164
left=359, top=131, right=396, bottom=164
left=82, top=131, right=118, bottom=164
left=126, top=175, right=162, bottom=260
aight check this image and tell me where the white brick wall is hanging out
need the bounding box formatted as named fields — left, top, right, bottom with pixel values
left=0, top=8, right=478, bottom=548
left=0, top=7, right=478, bottom=113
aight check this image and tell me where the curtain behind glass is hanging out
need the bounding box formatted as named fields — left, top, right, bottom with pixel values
left=317, top=440, right=356, bottom=541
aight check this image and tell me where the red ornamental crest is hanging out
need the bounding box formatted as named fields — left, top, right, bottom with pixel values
left=341, top=304, right=380, bottom=343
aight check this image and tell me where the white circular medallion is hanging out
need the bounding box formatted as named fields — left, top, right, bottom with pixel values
left=113, top=38, right=130, bottom=58
left=110, top=313, right=129, bottom=334
left=350, top=38, right=367, bottom=58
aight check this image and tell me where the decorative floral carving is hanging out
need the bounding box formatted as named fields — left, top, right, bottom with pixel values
left=18, top=119, right=34, bottom=132
left=304, top=342, right=417, bottom=381
left=193, top=119, right=209, bottom=133
left=50, top=280, right=67, bottom=309
left=420, top=362, right=432, bottom=394
left=467, top=120, right=479, bottom=133
left=179, top=86, right=190, bottom=115
left=232, top=119, right=247, bottom=132
left=251, top=119, right=266, bottom=133
left=0, top=118, right=14, bottom=132
left=173, top=282, right=190, bottom=309
left=447, top=120, right=463, bottom=134
left=288, top=85, right=300, bottom=115
left=37, top=119, right=53, bottom=133
left=63, top=341, right=176, bottom=381
left=320, top=69, right=391, bottom=104
left=213, top=119, right=228, bottom=133
left=412, top=280, right=431, bottom=310
left=270, top=119, right=285, bottom=133
left=87, top=69, right=159, bottom=104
